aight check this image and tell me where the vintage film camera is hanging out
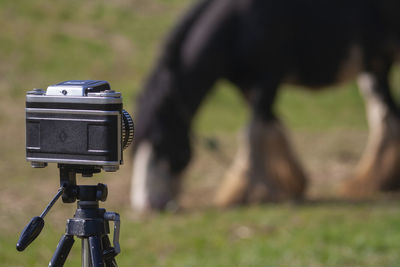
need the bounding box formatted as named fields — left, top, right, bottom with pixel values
left=25, top=80, right=134, bottom=173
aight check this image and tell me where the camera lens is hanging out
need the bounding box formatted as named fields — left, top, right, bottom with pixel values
left=121, top=109, right=134, bottom=150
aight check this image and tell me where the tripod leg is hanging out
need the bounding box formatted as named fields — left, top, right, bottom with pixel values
left=48, top=234, right=75, bottom=267
left=88, top=235, right=104, bottom=267
left=102, top=235, right=117, bottom=267
left=82, top=238, right=92, bottom=267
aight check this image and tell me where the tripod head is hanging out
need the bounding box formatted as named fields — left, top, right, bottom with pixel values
left=58, top=164, right=107, bottom=203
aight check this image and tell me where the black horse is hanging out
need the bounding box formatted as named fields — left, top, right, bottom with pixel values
left=131, top=0, right=400, bottom=211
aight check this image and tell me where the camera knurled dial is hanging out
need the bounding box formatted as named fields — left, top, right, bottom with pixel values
left=121, top=109, right=134, bottom=150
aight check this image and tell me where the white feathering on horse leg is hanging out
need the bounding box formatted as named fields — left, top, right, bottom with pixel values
left=215, top=131, right=250, bottom=207
left=215, top=119, right=307, bottom=207
left=342, top=73, right=400, bottom=196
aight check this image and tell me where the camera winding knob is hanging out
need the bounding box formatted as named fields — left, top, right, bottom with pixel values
left=121, top=109, right=134, bottom=150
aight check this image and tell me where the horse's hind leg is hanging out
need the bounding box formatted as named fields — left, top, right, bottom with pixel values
left=342, top=71, right=400, bottom=196
left=215, top=86, right=308, bottom=206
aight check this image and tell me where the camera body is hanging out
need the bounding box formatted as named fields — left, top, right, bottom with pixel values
left=25, top=80, right=133, bottom=172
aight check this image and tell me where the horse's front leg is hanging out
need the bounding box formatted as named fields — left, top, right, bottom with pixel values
left=342, top=71, right=400, bottom=196
left=215, top=118, right=308, bottom=207
left=215, top=84, right=308, bottom=206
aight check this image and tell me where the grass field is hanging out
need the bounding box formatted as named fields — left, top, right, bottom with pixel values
left=2, top=0, right=400, bottom=266
left=5, top=202, right=400, bottom=267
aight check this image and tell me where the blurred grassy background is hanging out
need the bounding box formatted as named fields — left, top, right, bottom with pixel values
left=2, top=0, right=400, bottom=266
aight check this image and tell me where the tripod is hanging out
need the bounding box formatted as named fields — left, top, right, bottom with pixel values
left=17, top=165, right=121, bottom=267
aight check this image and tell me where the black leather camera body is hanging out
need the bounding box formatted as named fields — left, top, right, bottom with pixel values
left=25, top=80, right=133, bottom=172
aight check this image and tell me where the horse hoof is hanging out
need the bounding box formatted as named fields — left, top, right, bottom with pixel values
left=214, top=173, right=248, bottom=208
left=339, top=177, right=377, bottom=199
left=214, top=174, right=306, bottom=208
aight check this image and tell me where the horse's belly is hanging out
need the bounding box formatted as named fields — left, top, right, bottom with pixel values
left=289, top=44, right=363, bottom=89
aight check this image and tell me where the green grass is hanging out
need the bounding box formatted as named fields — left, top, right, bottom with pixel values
left=118, top=202, right=400, bottom=267
left=0, top=0, right=190, bottom=99
left=3, top=0, right=400, bottom=266
left=5, top=202, right=400, bottom=266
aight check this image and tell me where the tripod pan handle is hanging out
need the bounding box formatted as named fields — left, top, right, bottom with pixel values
left=16, top=216, right=44, bottom=251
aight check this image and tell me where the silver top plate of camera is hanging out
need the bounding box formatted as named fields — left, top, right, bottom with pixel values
left=47, top=80, right=109, bottom=96
left=27, top=80, right=122, bottom=104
